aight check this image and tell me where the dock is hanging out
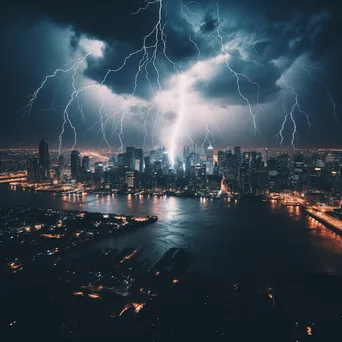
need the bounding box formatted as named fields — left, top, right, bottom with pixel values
left=305, top=208, right=342, bottom=235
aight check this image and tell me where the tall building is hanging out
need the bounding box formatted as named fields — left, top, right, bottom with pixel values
left=217, top=150, right=225, bottom=174
left=126, top=147, right=135, bottom=170
left=39, top=139, right=50, bottom=179
left=144, top=156, right=151, bottom=174
left=162, top=149, right=170, bottom=173
left=94, top=162, right=104, bottom=187
left=135, top=148, right=143, bottom=173
left=27, top=158, right=41, bottom=183
left=234, top=146, right=241, bottom=166
left=118, top=153, right=129, bottom=168
left=71, top=150, right=81, bottom=180
left=58, top=155, right=65, bottom=182
left=206, top=144, right=214, bottom=175
left=126, top=171, right=135, bottom=190
left=82, top=155, right=90, bottom=172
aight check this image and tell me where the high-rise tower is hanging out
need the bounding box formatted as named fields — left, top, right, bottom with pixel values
left=39, top=139, right=50, bottom=179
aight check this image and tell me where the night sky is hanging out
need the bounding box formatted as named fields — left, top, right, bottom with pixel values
left=1, top=0, right=342, bottom=152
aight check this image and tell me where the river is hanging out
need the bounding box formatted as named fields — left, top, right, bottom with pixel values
left=2, top=184, right=342, bottom=281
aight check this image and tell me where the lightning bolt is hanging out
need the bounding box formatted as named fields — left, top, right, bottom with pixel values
left=215, top=0, right=259, bottom=133
left=22, top=0, right=273, bottom=160
left=297, top=62, right=338, bottom=121
left=274, top=101, right=289, bottom=145
left=58, top=50, right=92, bottom=154
left=21, top=56, right=85, bottom=117
left=202, top=121, right=213, bottom=148
left=98, top=95, right=112, bottom=153
left=275, top=85, right=310, bottom=147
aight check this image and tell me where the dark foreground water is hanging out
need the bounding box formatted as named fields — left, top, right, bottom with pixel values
left=2, top=184, right=342, bottom=280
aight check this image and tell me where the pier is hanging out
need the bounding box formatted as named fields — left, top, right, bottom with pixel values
left=269, top=194, right=342, bottom=235
left=305, top=208, right=342, bottom=234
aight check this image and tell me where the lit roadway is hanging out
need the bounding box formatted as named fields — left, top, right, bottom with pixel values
left=269, top=193, right=342, bottom=233
left=0, top=171, right=27, bottom=183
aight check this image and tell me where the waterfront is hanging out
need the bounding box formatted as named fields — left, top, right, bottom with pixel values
left=2, top=185, right=342, bottom=281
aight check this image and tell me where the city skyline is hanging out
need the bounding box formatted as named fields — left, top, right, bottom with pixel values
left=2, top=2, right=342, bottom=340
left=1, top=137, right=340, bottom=202
left=0, top=0, right=341, bottom=152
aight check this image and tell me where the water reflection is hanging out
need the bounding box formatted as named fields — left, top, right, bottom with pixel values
left=2, top=185, right=342, bottom=278
left=127, top=194, right=132, bottom=209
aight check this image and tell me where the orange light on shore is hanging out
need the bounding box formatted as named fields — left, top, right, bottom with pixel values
left=9, top=262, right=23, bottom=271
left=132, top=302, right=145, bottom=313
left=172, top=279, right=179, bottom=284
left=73, top=292, right=84, bottom=296
left=119, top=302, right=145, bottom=316
left=120, top=249, right=138, bottom=263
left=88, top=293, right=101, bottom=299
left=41, top=233, right=63, bottom=239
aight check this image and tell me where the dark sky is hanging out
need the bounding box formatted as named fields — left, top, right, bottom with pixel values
left=1, top=0, right=342, bottom=152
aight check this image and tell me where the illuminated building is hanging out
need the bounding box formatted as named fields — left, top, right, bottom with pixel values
left=118, top=152, right=129, bottom=168
left=58, top=155, right=64, bottom=182
left=39, top=139, right=50, bottom=179
left=135, top=158, right=140, bottom=172
left=239, top=152, right=251, bottom=194
left=234, top=146, right=241, bottom=165
left=291, top=154, right=308, bottom=192
left=162, top=148, right=170, bottom=174
left=206, top=144, right=214, bottom=175
left=27, top=158, right=41, bottom=183
left=213, top=161, right=219, bottom=176
left=189, top=165, right=197, bottom=187
left=71, top=150, right=81, bottom=180
left=267, top=158, right=279, bottom=191
left=198, top=164, right=207, bottom=192
left=94, top=162, right=104, bottom=187
left=217, top=150, right=225, bottom=174
left=207, top=175, right=221, bottom=193
left=126, top=171, right=135, bottom=190
left=135, top=148, right=143, bottom=173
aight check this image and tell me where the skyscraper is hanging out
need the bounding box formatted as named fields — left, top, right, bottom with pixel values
left=39, top=139, right=50, bottom=179
left=234, top=146, right=241, bottom=166
left=94, top=162, right=104, bottom=187
left=162, top=149, right=170, bottom=173
left=71, top=150, right=81, bottom=180
left=135, top=148, right=143, bottom=173
left=82, top=155, right=90, bottom=172
left=126, top=147, right=135, bottom=170
left=58, top=155, right=65, bottom=182
left=144, top=156, right=151, bottom=174
left=126, top=171, right=135, bottom=190
left=27, top=158, right=41, bottom=183
left=206, top=144, right=214, bottom=175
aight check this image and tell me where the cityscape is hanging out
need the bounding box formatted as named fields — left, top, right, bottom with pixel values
left=2, top=141, right=342, bottom=341
left=3, top=140, right=342, bottom=204
left=2, top=0, right=342, bottom=341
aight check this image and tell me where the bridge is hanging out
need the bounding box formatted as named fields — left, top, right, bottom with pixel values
left=0, top=171, right=27, bottom=184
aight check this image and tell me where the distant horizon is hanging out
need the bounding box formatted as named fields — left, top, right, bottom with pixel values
left=1, top=146, right=342, bottom=152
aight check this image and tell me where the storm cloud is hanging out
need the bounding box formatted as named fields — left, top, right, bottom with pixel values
left=0, top=0, right=341, bottom=149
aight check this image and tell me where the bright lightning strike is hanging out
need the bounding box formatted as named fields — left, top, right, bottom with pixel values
left=215, top=0, right=260, bottom=133
left=58, top=50, right=92, bottom=154
left=22, top=0, right=331, bottom=158
left=298, top=62, right=338, bottom=121
left=275, top=85, right=310, bottom=147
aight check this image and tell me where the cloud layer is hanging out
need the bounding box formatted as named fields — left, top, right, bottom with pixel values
left=0, top=0, right=341, bottom=150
